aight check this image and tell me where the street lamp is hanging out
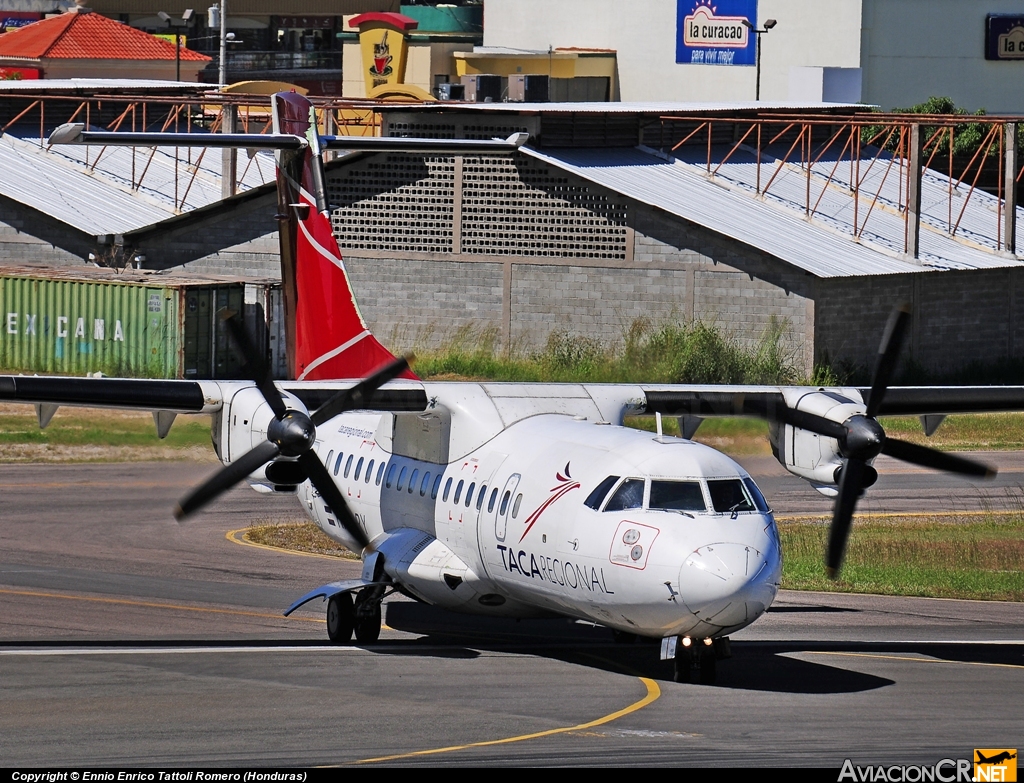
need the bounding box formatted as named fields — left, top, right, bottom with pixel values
left=742, top=17, right=777, bottom=101
left=158, top=8, right=194, bottom=82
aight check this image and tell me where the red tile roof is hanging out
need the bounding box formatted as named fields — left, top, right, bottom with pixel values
left=0, top=12, right=211, bottom=61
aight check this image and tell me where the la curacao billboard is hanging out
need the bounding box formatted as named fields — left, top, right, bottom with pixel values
left=677, top=0, right=757, bottom=66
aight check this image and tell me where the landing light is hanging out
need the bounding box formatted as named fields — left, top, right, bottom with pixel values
left=681, top=636, right=692, bottom=647
left=703, top=637, right=714, bottom=646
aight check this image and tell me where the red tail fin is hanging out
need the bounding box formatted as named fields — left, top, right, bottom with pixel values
left=272, top=92, right=417, bottom=382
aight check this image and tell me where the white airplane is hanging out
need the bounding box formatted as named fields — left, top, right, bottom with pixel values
left=6, top=92, right=1017, bottom=684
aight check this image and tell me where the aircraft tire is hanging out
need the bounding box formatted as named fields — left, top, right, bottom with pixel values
left=672, top=646, right=692, bottom=683
left=326, top=592, right=354, bottom=643
left=353, top=589, right=381, bottom=644
left=698, top=648, right=717, bottom=685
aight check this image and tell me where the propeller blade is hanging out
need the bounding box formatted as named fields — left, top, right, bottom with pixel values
left=865, top=303, right=911, bottom=418
left=826, top=458, right=867, bottom=578
left=175, top=439, right=281, bottom=520
left=220, top=309, right=287, bottom=420
left=310, top=354, right=414, bottom=427
left=298, top=451, right=371, bottom=551
left=881, top=438, right=996, bottom=478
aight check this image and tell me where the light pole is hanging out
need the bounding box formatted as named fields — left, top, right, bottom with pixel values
left=743, top=18, right=777, bottom=101
left=158, top=9, right=194, bottom=82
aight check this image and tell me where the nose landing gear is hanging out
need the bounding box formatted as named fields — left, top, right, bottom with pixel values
left=664, top=636, right=730, bottom=684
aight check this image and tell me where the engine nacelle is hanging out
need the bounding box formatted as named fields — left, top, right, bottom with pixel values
left=220, top=385, right=308, bottom=468
left=770, top=388, right=868, bottom=489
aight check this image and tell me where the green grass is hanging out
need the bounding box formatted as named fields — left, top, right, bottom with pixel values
left=779, top=513, right=1024, bottom=600
left=413, top=317, right=801, bottom=385
left=0, top=408, right=213, bottom=450
left=879, top=413, right=1024, bottom=451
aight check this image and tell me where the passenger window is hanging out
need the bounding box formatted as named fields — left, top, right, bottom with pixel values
left=499, top=490, right=511, bottom=515
left=465, top=482, right=475, bottom=507
left=584, top=475, right=620, bottom=511
left=454, top=480, right=464, bottom=504
left=408, top=469, right=419, bottom=494
left=432, top=474, right=443, bottom=499
left=420, top=471, right=431, bottom=496
left=397, top=467, right=408, bottom=491
left=335, top=452, right=344, bottom=476
left=650, top=480, right=706, bottom=512
left=365, top=459, right=375, bottom=483
left=708, top=479, right=756, bottom=514
left=604, top=479, right=644, bottom=512
left=386, top=464, right=397, bottom=489
left=326, top=451, right=334, bottom=474
left=344, top=455, right=354, bottom=478
left=512, top=493, right=523, bottom=518
left=488, top=488, right=498, bottom=513
left=354, top=457, right=364, bottom=481
left=476, top=484, right=487, bottom=510
left=376, top=462, right=385, bottom=485
left=443, top=477, right=453, bottom=501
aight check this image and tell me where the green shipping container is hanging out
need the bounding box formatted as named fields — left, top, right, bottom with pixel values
left=0, top=266, right=279, bottom=379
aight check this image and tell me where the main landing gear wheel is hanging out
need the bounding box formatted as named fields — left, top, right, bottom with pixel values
left=353, top=587, right=382, bottom=644
left=326, top=592, right=354, bottom=643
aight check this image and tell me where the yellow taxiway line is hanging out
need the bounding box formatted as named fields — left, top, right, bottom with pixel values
left=351, top=676, right=662, bottom=765
left=225, top=527, right=352, bottom=561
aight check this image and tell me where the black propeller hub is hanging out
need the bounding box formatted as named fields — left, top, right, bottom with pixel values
left=840, top=415, right=886, bottom=461
left=268, top=411, right=316, bottom=457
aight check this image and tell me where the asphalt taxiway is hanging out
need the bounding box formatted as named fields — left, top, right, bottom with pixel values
left=0, top=460, right=1021, bottom=766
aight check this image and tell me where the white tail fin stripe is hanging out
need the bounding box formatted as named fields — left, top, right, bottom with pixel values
left=297, top=329, right=371, bottom=381
left=297, top=214, right=345, bottom=272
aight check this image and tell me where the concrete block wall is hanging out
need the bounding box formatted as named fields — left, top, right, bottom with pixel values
left=0, top=217, right=83, bottom=266
left=343, top=257, right=505, bottom=350
left=182, top=233, right=282, bottom=279
left=509, top=264, right=690, bottom=349
left=817, top=269, right=1024, bottom=377
left=633, top=205, right=815, bottom=375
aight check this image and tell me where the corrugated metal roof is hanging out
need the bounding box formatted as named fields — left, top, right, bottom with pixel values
left=0, top=78, right=209, bottom=92
left=522, top=145, right=1024, bottom=278
left=0, top=263, right=278, bottom=286
left=381, top=100, right=863, bottom=115
left=0, top=132, right=273, bottom=235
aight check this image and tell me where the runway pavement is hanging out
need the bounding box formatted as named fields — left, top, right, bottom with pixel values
left=0, top=460, right=1021, bottom=767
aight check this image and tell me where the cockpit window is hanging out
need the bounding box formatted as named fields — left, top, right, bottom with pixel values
left=604, top=479, right=645, bottom=512
left=708, top=479, right=756, bottom=514
left=743, top=477, right=770, bottom=512
left=584, top=475, right=620, bottom=510
left=650, top=480, right=706, bottom=512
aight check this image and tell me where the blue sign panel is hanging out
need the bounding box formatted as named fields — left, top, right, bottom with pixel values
left=986, top=14, right=1024, bottom=60
left=677, top=0, right=758, bottom=66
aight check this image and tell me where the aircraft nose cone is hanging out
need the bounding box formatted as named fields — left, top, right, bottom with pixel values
left=680, top=541, right=779, bottom=630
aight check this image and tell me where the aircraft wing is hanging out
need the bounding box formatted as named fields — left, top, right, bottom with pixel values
left=5, top=376, right=1024, bottom=419
left=0, top=375, right=221, bottom=412
left=638, top=385, right=1024, bottom=417
left=0, top=375, right=429, bottom=415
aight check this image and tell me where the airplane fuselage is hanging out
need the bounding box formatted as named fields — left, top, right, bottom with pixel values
left=291, top=407, right=782, bottom=640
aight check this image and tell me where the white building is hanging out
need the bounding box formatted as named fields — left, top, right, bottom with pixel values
left=482, top=0, right=1024, bottom=112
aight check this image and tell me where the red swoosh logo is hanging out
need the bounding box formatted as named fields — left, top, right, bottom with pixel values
left=519, top=481, right=580, bottom=542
